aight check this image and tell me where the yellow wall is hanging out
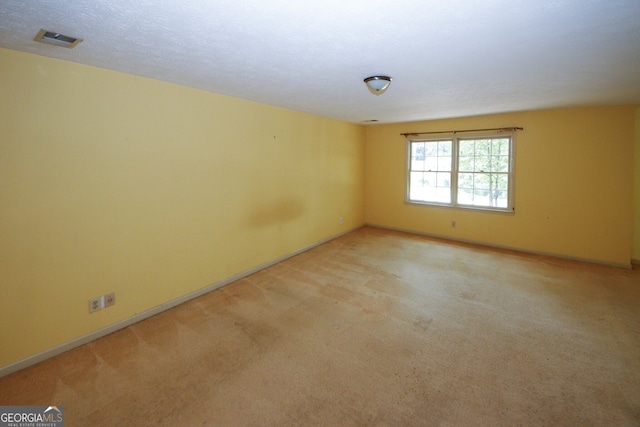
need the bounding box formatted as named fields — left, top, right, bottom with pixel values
left=634, top=107, right=640, bottom=263
left=1, top=45, right=636, bottom=371
left=365, top=107, right=635, bottom=267
left=0, top=48, right=365, bottom=368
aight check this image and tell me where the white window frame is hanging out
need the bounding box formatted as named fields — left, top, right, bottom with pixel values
left=406, top=132, right=516, bottom=213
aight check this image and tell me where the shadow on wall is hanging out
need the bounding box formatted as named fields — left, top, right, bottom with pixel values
left=247, top=197, right=306, bottom=227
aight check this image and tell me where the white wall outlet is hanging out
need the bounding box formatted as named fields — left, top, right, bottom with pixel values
left=339, top=217, right=344, bottom=224
left=104, top=292, right=115, bottom=308
left=89, top=296, right=103, bottom=313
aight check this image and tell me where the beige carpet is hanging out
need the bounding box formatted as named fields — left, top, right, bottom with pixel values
left=2, top=227, right=639, bottom=426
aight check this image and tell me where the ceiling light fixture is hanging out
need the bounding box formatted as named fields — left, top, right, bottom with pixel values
left=34, top=29, right=83, bottom=48
left=364, top=76, right=392, bottom=96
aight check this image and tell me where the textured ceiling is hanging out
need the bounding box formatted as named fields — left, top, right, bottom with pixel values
left=1, top=0, right=640, bottom=124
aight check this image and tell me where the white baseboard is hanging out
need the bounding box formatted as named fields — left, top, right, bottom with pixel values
left=0, top=225, right=363, bottom=378
left=366, top=223, right=632, bottom=269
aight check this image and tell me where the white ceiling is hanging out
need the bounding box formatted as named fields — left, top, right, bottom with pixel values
left=1, top=0, right=640, bottom=124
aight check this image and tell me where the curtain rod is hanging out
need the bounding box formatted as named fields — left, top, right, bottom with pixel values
left=401, top=127, right=523, bottom=137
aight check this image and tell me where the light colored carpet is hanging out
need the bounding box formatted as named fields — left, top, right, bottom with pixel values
left=2, top=227, right=639, bottom=426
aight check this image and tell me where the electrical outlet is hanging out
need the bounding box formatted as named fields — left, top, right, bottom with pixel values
left=451, top=220, right=456, bottom=228
left=104, top=292, right=115, bottom=308
left=89, top=296, right=103, bottom=313
left=339, top=217, right=344, bottom=224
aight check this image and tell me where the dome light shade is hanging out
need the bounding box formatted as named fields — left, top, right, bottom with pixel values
left=364, top=76, right=392, bottom=95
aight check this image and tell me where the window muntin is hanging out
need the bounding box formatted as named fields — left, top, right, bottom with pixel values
left=407, top=133, right=514, bottom=212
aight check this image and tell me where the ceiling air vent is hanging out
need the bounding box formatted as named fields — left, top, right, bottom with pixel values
left=34, top=29, right=83, bottom=48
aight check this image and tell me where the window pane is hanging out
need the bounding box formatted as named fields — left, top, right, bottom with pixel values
left=435, top=186, right=451, bottom=203
left=412, top=142, right=425, bottom=160
left=458, top=173, right=474, bottom=190
left=409, top=171, right=425, bottom=200
left=473, top=189, right=490, bottom=206
left=494, top=191, right=508, bottom=207
left=496, top=173, right=508, bottom=190
left=475, top=173, right=490, bottom=190
left=438, top=141, right=453, bottom=171
left=436, top=172, right=450, bottom=188
left=410, top=170, right=443, bottom=203
left=438, top=156, right=452, bottom=171
left=459, top=154, right=474, bottom=172
left=410, top=171, right=424, bottom=186
left=438, top=140, right=452, bottom=156
left=424, top=142, right=438, bottom=157
left=493, top=155, right=509, bottom=172
left=423, top=171, right=437, bottom=186
left=411, top=142, right=425, bottom=170
left=464, top=174, right=509, bottom=208
left=424, top=156, right=438, bottom=171
left=474, top=156, right=490, bottom=172
left=475, top=139, right=491, bottom=157
left=458, top=187, right=473, bottom=205
left=493, top=138, right=510, bottom=155
left=459, top=140, right=475, bottom=157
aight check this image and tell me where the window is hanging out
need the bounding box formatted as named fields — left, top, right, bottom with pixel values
left=407, top=133, right=515, bottom=212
